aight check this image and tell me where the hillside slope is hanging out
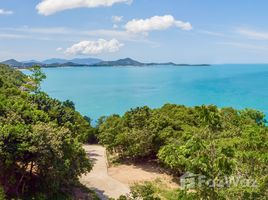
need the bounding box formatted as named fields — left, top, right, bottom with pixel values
left=0, top=64, right=94, bottom=199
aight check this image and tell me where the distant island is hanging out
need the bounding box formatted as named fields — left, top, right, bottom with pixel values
left=0, top=58, right=210, bottom=68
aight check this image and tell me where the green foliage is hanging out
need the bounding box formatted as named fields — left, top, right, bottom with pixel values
left=29, top=66, right=46, bottom=92
left=0, top=64, right=93, bottom=199
left=98, top=107, right=160, bottom=159
left=63, top=100, right=75, bottom=110
left=99, top=104, right=268, bottom=199
left=115, top=182, right=161, bottom=200
left=130, top=183, right=160, bottom=200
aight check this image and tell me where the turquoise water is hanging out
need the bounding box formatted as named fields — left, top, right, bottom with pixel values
left=40, top=65, right=268, bottom=122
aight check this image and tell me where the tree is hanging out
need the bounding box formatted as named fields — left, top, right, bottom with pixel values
left=63, top=100, right=76, bottom=110
left=29, top=65, right=46, bottom=92
left=98, top=103, right=267, bottom=199
left=0, top=64, right=93, bottom=199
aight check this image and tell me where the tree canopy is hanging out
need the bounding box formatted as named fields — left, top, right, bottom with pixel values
left=0, top=65, right=93, bottom=199
left=98, top=104, right=268, bottom=199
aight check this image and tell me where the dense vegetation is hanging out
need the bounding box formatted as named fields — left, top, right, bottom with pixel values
left=0, top=65, right=95, bottom=199
left=1, top=63, right=267, bottom=200
left=98, top=105, right=268, bottom=199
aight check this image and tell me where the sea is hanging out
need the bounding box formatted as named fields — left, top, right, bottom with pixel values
left=39, top=64, right=268, bottom=122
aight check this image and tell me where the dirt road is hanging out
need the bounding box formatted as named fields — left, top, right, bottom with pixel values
left=80, top=145, right=130, bottom=200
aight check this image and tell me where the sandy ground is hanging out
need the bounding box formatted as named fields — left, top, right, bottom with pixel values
left=80, top=145, right=178, bottom=200
left=108, top=164, right=178, bottom=188
left=80, top=145, right=130, bottom=200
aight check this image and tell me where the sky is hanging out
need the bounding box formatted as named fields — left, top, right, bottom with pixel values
left=1, top=0, right=268, bottom=63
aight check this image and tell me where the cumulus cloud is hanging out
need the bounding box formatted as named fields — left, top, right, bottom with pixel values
left=36, top=0, right=132, bottom=16
left=0, top=9, right=13, bottom=15
left=65, top=39, right=124, bottom=55
left=125, top=15, right=192, bottom=34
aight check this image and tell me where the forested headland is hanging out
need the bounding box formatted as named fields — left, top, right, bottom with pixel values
left=0, top=64, right=96, bottom=199
left=97, top=102, right=268, bottom=199
left=0, top=64, right=267, bottom=200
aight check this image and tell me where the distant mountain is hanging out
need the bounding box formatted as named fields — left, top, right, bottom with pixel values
left=70, top=58, right=102, bottom=65
left=0, top=59, right=46, bottom=68
left=1, top=57, right=210, bottom=68
left=94, top=58, right=144, bottom=66
left=146, top=62, right=178, bottom=66
left=93, top=58, right=210, bottom=67
left=1, top=59, right=23, bottom=67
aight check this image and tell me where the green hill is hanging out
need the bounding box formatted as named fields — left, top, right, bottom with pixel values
left=0, top=64, right=94, bottom=199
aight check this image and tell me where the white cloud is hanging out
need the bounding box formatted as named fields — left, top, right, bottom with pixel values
left=112, top=15, right=123, bottom=23
left=36, top=0, right=132, bottom=16
left=236, top=28, right=268, bottom=40
left=65, top=39, right=124, bottom=55
left=0, top=9, right=13, bottom=15
left=125, top=15, right=192, bottom=34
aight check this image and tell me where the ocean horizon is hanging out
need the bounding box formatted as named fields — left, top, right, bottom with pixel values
left=39, top=64, right=268, bottom=122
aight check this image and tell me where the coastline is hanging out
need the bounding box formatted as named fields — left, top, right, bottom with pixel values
left=15, top=64, right=211, bottom=70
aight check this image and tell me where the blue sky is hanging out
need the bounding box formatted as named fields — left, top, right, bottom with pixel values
left=1, top=0, right=268, bottom=63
